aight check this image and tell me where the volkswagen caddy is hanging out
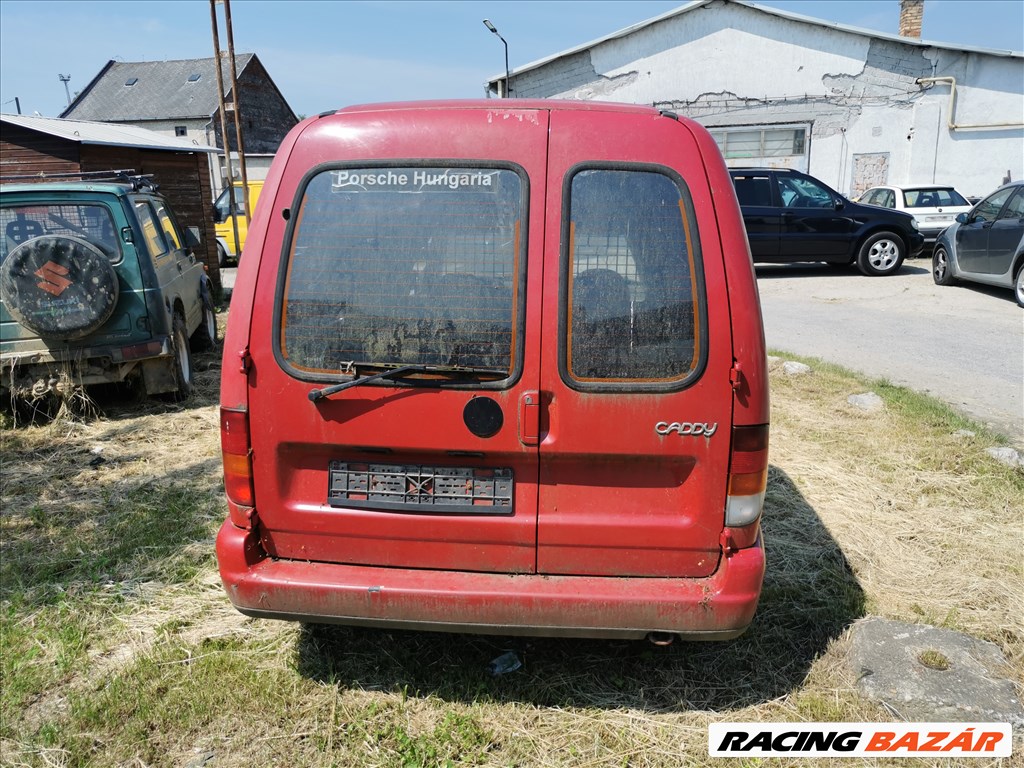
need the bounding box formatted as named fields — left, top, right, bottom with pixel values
left=216, top=100, right=770, bottom=641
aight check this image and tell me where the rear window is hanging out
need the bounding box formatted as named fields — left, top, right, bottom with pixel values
left=903, top=188, right=969, bottom=208
left=279, top=166, right=525, bottom=378
left=0, top=203, right=120, bottom=261
left=561, top=166, right=705, bottom=390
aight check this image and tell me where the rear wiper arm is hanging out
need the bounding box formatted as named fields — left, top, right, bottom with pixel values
left=308, top=364, right=506, bottom=402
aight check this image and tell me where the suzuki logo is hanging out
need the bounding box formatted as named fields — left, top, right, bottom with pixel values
left=34, top=261, right=73, bottom=297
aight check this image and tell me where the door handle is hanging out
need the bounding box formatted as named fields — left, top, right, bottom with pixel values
left=518, top=391, right=540, bottom=446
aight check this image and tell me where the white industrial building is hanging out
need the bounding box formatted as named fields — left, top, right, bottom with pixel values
left=486, top=0, right=1023, bottom=200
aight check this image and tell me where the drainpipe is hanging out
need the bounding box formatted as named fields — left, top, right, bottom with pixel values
left=915, top=76, right=1024, bottom=130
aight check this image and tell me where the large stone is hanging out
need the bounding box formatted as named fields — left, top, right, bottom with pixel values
left=848, top=618, right=1024, bottom=725
left=848, top=392, right=884, bottom=412
left=782, top=361, right=811, bottom=375
left=986, top=446, right=1023, bottom=468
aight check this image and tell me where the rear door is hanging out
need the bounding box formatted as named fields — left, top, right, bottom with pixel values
left=246, top=106, right=549, bottom=574
left=537, top=110, right=734, bottom=577
left=776, top=174, right=852, bottom=259
left=731, top=171, right=780, bottom=260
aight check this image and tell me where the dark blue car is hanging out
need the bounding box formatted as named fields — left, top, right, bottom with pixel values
left=730, top=168, right=924, bottom=276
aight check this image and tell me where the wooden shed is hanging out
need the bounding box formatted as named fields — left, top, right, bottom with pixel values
left=1, top=114, right=223, bottom=287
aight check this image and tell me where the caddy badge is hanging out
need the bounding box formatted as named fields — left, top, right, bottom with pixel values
left=655, top=421, right=718, bottom=437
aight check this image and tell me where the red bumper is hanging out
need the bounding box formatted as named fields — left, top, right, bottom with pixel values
left=216, top=520, right=765, bottom=640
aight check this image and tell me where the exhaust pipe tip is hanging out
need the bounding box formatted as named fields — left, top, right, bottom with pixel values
left=646, top=631, right=676, bottom=646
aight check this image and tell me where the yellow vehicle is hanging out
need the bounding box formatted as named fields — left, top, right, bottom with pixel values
left=213, top=180, right=263, bottom=266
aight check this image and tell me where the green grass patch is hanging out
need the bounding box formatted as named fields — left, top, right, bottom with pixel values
left=2, top=349, right=1021, bottom=767
left=1, top=484, right=218, bottom=607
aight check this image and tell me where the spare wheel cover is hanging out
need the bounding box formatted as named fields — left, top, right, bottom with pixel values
left=0, top=235, right=120, bottom=339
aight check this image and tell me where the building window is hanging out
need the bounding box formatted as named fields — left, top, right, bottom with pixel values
left=187, top=73, right=201, bottom=83
left=124, top=78, right=138, bottom=87
left=174, top=126, right=187, bottom=137
left=709, top=126, right=807, bottom=159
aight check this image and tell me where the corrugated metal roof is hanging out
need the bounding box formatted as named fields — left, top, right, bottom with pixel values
left=486, top=0, right=1023, bottom=87
left=1, top=113, right=219, bottom=153
left=60, top=54, right=255, bottom=121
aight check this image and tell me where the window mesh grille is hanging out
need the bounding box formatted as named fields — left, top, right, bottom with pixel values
left=567, top=170, right=700, bottom=383
left=282, top=169, right=522, bottom=374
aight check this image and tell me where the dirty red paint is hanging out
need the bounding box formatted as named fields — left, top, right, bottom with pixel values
left=217, top=100, right=769, bottom=639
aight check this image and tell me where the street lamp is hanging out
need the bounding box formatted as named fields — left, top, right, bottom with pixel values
left=58, top=74, right=72, bottom=106
left=482, top=19, right=510, bottom=98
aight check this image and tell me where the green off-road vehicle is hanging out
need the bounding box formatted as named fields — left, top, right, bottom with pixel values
left=1, top=175, right=216, bottom=406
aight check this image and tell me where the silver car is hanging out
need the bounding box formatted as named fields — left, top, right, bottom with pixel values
left=932, top=181, right=1024, bottom=307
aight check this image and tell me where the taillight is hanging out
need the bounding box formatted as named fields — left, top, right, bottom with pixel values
left=221, top=407, right=254, bottom=508
left=726, top=424, right=769, bottom=528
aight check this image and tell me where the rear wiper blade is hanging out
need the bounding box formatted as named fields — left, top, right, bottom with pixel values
left=308, top=364, right=507, bottom=402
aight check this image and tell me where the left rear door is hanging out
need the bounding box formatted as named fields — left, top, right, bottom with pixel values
left=246, top=106, right=550, bottom=574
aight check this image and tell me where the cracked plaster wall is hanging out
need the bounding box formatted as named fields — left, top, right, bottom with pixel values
left=509, top=0, right=1022, bottom=196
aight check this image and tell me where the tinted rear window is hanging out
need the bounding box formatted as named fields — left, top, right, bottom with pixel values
left=280, top=166, right=525, bottom=377
left=562, top=167, right=705, bottom=389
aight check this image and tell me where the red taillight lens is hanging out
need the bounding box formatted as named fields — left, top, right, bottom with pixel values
left=726, top=424, right=769, bottom=528
left=221, top=407, right=254, bottom=507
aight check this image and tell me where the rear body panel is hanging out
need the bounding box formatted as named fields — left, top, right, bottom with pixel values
left=218, top=100, right=770, bottom=638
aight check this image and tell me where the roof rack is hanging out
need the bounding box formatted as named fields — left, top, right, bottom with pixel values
left=0, top=169, right=160, bottom=192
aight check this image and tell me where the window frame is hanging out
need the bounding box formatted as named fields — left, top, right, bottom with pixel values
left=557, top=161, right=709, bottom=394
left=272, top=159, right=531, bottom=390
left=710, top=125, right=808, bottom=160
left=996, top=187, right=1024, bottom=221
left=132, top=198, right=170, bottom=260
left=973, top=187, right=1014, bottom=223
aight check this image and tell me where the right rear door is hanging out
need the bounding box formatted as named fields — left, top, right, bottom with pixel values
left=536, top=110, right=735, bottom=578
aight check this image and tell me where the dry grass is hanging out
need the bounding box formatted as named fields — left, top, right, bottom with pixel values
left=1, top=329, right=1021, bottom=767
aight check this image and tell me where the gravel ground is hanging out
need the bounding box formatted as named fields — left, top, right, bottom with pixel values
left=756, top=260, right=1023, bottom=444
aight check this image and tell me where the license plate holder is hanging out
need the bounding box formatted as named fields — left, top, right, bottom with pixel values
left=327, top=461, right=514, bottom=515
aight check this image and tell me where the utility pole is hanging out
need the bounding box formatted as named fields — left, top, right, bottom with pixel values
left=210, top=0, right=251, bottom=260
left=58, top=74, right=72, bottom=106
left=222, top=0, right=251, bottom=221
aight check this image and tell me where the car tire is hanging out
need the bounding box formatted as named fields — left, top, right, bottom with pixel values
left=932, top=246, right=957, bottom=286
left=190, top=296, right=218, bottom=352
left=0, top=235, right=119, bottom=339
left=167, top=311, right=195, bottom=401
left=856, top=231, right=905, bottom=276
left=217, top=243, right=229, bottom=268
left=1014, top=263, right=1024, bottom=308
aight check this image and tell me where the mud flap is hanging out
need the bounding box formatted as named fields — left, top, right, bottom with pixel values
left=141, top=355, right=177, bottom=394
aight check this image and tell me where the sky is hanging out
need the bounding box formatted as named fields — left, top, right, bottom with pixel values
left=1, top=1, right=1022, bottom=120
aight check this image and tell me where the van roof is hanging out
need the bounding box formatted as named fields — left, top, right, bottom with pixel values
left=329, top=99, right=676, bottom=118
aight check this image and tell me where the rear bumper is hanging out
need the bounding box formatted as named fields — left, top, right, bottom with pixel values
left=1, top=336, right=172, bottom=393
left=216, top=520, right=766, bottom=640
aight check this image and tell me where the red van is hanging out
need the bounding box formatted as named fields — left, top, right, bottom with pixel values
left=216, top=100, right=769, bottom=642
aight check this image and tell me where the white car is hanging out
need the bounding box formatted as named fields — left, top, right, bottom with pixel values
left=858, top=184, right=973, bottom=250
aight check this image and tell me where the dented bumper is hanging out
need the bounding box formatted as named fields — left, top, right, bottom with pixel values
left=217, top=520, right=765, bottom=640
